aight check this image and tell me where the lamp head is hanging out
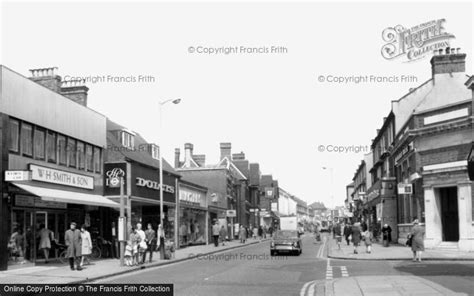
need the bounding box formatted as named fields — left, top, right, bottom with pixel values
left=172, top=99, right=181, bottom=104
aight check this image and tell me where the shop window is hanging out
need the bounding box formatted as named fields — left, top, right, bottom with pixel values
left=46, top=131, right=57, bottom=163
left=85, top=144, right=93, bottom=172
left=77, top=142, right=85, bottom=170
left=67, top=138, right=76, bottom=168
left=9, top=118, right=20, bottom=153
left=58, top=135, right=67, bottom=165
left=93, top=146, right=101, bottom=173
left=20, top=122, right=33, bottom=157
left=33, top=127, right=46, bottom=160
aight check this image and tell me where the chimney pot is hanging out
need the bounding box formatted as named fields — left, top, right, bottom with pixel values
left=445, top=47, right=450, bottom=55
left=433, top=50, right=437, bottom=56
left=174, top=148, right=181, bottom=168
left=438, top=49, right=443, bottom=55
left=456, top=48, right=461, bottom=54
left=450, top=48, right=456, bottom=54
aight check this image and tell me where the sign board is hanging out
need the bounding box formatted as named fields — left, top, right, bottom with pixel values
left=271, top=202, right=278, bottom=212
left=5, top=170, right=31, bottom=181
left=398, top=183, right=413, bottom=194
left=179, top=186, right=205, bottom=206
left=29, top=164, right=94, bottom=189
left=265, top=187, right=274, bottom=198
left=118, top=217, right=126, bottom=241
left=226, top=210, right=237, bottom=217
left=15, top=194, right=67, bottom=209
left=109, top=177, right=121, bottom=188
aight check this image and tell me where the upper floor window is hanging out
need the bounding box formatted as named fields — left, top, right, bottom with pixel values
left=77, top=141, right=85, bottom=170
left=121, top=131, right=135, bottom=149
left=151, top=144, right=160, bottom=160
left=9, top=118, right=20, bottom=153
left=33, top=127, right=45, bottom=160
left=93, top=147, right=101, bottom=173
left=85, top=144, right=93, bottom=172
left=21, top=122, right=33, bottom=157
left=46, top=131, right=57, bottom=163
left=67, top=138, right=77, bottom=168
left=58, top=135, right=67, bottom=165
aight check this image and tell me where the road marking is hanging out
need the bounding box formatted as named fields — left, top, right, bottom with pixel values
left=340, top=266, right=349, bottom=277
left=326, top=258, right=333, bottom=280
left=316, top=236, right=327, bottom=258
left=299, top=280, right=316, bottom=296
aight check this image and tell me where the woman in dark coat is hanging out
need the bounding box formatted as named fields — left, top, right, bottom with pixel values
left=65, top=222, right=82, bottom=271
left=343, top=223, right=352, bottom=246
left=410, top=219, right=425, bottom=262
left=381, top=224, right=392, bottom=247
left=351, top=222, right=362, bottom=254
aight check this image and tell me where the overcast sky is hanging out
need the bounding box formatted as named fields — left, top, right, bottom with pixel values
left=1, top=1, right=472, bottom=208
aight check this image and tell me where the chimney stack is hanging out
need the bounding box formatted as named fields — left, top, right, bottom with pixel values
left=430, top=47, right=466, bottom=78
left=232, top=151, right=246, bottom=161
left=220, top=142, right=232, bottom=160
left=175, top=148, right=181, bottom=168
left=60, top=79, right=89, bottom=107
left=184, top=143, right=194, bottom=166
left=29, top=67, right=62, bottom=92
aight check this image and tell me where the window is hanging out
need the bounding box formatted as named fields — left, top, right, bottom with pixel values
left=20, top=123, right=33, bottom=157
left=151, top=144, right=160, bottom=160
left=77, top=142, right=85, bottom=170
left=46, top=131, right=57, bottom=163
left=121, top=131, right=134, bottom=149
left=85, top=144, right=93, bottom=172
left=33, top=127, right=45, bottom=160
left=58, top=135, right=67, bottom=165
left=9, top=119, right=20, bottom=152
left=67, top=138, right=76, bottom=168
left=93, top=147, right=101, bottom=173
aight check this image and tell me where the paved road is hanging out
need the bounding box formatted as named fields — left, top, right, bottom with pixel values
left=98, top=233, right=474, bottom=296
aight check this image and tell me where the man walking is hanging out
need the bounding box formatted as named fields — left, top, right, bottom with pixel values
left=143, top=223, right=156, bottom=263
left=212, top=222, right=220, bottom=247
left=343, top=223, right=352, bottom=246
left=65, top=222, right=82, bottom=271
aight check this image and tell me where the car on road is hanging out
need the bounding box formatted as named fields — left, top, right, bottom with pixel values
left=270, top=230, right=302, bottom=256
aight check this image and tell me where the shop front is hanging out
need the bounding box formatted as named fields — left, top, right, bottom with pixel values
left=177, top=181, right=208, bottom=247
left=104, top=162, right=179, bottom=244
left=6, top=164, right=118, bottom=269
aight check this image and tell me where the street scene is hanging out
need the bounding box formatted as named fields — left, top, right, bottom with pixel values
left=0, top=1, right=474, bottom=295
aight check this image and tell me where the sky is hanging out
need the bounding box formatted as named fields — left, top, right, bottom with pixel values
left=1, top=1, right=473, bottom=208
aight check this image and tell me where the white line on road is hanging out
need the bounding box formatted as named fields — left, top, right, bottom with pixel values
left=299, top=280, right=316, bottom=296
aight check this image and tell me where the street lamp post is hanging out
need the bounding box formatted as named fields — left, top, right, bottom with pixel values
left=159, top=98, right=181, bottom=259
left=322, top=167, right=334, bottom=208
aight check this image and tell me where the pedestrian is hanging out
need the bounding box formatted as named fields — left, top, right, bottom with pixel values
left=129, top=228, right=141, bottom=265
left=252, top=226, right=258, bottom=239
left=239, top=225, right=247, bottom=243
left=80, top=225, right=92, bottom=267
left=143, top=223, right=156, bottom=263
left=363, top=228, right=373, bottom=253
left=212, top=222, right=220, bottom=247
left=410, top=219, right=425, bottom=262
left=314, top=224, right=321, bottom=242
left=268, top=226, right=273, bottom=238
left=258, top=225, right=263, bottom=240
left=263, top=225, right=267, bottom=239
left=37, top=223, right=53, bottom=264
left=136, top=223, right=147, bottom=264
left=124, top=241, right=133, bottom=266
left=334, top=223, right=342, bottom=250
left=65, top=222, right=82, bottom=271
left=343, top=223, right=352, bottom=246
left=350, top=222, right=362, bottom=254
left=219, top=225, right=227, bottom=246
left=361, top=220, right=368, bottom=232
left=381, top=223, right=392, bottom=247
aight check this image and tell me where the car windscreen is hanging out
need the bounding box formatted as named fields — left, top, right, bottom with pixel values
left=274, top=230, right=298, bottom=239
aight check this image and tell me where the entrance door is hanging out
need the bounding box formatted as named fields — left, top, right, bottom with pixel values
left=439, top=187, right=459, bottom=242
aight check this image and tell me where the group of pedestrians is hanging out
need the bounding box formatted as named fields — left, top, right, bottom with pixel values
left=64, top=222, right=92, bottom=270
left=212, top=221, right=272, bottom=247
left=124, top=223, right=162, bottom=266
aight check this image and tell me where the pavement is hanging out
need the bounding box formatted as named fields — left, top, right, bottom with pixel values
left=0, top=237, right=269, bottom=285
left=326, top=235, right=474, bottom=261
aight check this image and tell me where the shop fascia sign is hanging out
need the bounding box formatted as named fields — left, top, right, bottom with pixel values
left=179, top=187, right=203, bottom=205
left=29, top=164, right=94, bottom=190
left=136, top=177, right=175, bottom=193
left=5, top=170, right=32, bottom=182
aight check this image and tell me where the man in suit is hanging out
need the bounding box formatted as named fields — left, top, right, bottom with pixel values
left=65, top=222, right=82, bottom=271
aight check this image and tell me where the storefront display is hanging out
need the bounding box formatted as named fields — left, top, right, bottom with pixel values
left=178, top=182, right=208, bottom=247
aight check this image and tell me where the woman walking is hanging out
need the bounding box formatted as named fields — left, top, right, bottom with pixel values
left=219, top=225, right=228, bottom=246
left=381, top=224, right=392, bottom=247
left=80, top=225, right=92, bottom=267
left=129, top=228, right=141, bottom=265
left=239, top=225, right=247, bottom=243
left=351, top=222, right=362, bottom=254
left=37, top=224, right=53, bottom=263
left=410, top=219, right=425, bottom=262
left=363, top=228, right=373, bottom=254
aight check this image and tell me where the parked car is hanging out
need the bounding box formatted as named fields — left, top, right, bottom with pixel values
left=270, top=230, right=302, bottom=256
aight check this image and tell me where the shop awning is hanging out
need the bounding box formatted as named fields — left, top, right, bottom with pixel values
left=12, top=183, right=120, bottom=208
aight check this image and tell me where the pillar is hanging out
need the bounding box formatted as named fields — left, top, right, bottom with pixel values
left=424, top=185, right=442, bottom=248
left=457, top=181, right=474, bottom=251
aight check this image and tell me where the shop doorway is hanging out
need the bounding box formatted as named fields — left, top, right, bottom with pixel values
left=439, top=187, right=459, bottom=242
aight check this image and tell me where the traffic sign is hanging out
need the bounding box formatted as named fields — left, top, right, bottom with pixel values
left=109, top=177, right=121, bottom=188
